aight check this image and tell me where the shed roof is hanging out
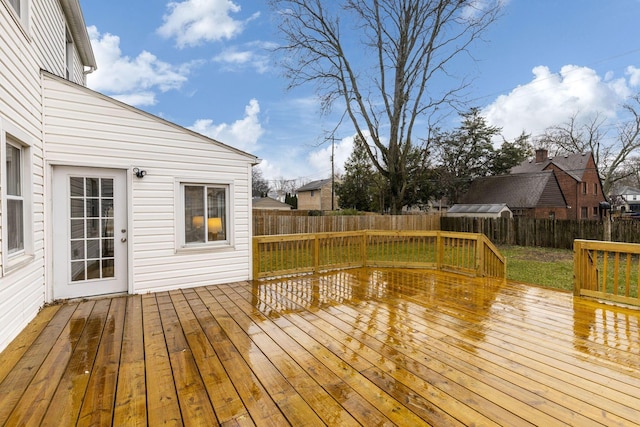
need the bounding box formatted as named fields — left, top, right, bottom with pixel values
left=252, top=197, right=292, bottom=210
left=448, top=203, right=510, bottom=214
left=461, top=171, right=567, bottom=208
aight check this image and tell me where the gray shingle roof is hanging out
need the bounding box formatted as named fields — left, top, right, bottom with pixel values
left=297, top=178, right=332, bottom=192
left=510, top=152, right=592, bottom=181
left=461, top=171, right=567, bottom=208
left=610, top=185, right=640, bottom=196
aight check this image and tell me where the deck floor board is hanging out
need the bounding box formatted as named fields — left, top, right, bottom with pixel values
left=1, top=268, right=640, bottom=426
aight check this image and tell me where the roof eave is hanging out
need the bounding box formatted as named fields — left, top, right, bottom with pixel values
left=60, top=0, right=97, bottom=70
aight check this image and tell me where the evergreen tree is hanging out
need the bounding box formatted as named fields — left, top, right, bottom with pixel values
left=336, top=136, right=376, bottom=211
left=433, top=108, right=501, bottom=203
left=491, top=132, right=533, bottom=175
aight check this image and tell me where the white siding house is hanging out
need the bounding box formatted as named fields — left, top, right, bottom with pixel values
left=0, top=0, right=257, bottom=352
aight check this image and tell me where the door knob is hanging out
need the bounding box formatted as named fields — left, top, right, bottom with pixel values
left=121, top=237, right=127, bottom=242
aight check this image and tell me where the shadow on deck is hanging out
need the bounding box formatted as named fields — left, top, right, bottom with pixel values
left=1, top=268, right=639, bottom=426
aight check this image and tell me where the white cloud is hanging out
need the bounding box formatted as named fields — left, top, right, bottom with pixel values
left=189, top=99, right=264, bottom=152
left=626, top=66, right=640, bottom=87
left=461, top=0, right=510, bottom=21
left=157, top=0, right=260, bottom=48
left=213, top=41, right=276, bottom=73
left=86, top=26, right=192, bottom=106
left=110, top=92, right=157, bottom=106
left=307, top=136, right=355, bottom=178
left=483, top=65, right=631, bottom=140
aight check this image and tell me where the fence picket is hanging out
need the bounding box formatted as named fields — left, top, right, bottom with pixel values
left=254, top=211, right=640, bottom=249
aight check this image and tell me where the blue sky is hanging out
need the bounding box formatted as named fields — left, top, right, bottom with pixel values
left=81, top=0, right=640, bottom=187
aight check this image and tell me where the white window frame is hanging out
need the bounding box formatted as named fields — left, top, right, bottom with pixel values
left=1, top=118, right=33, bottom=273
left=3, top=0, right=30, bottom=31
left=175, top=179, right=233, bottom=251
left=65, top=27, right=74, bottom=80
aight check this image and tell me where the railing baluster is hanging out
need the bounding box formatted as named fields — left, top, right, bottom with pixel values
left=253, top=231, right=506, bottom=280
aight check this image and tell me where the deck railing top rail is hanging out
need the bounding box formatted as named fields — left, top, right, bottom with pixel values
left=253, top=230, right=506, bottom=280
left=574, top=239, right=640, bottom=307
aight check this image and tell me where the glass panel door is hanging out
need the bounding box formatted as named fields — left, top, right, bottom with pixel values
left=69, top=176, right=116, bottom=282
left=53, top=166, right=127, bottom=300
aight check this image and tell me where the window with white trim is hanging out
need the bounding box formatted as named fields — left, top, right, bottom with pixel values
left=7, top=0, right=20, bottom=16
left=5, top=140, right=24, bottom=254
left=2, top=121, right=33, bottom=271
left=5, top=0, right=29, bottom=27
left=182, top=184, right=228, bottom=246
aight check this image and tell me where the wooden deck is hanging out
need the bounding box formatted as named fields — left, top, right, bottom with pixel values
left=1, top=268, right=640, bottom=426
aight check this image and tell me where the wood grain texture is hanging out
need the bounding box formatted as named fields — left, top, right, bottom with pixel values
left=1, top=268, right=639, bottom=426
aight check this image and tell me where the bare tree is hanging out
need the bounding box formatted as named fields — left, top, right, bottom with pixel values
left=273, top=177, right=298, bottom=201
left=252, top=166, right=271, bottom=197
left=539, top=96, right=640, bottom=196
left=539, top=113, right=607, bottom=159
left=270, top=0, right=503, bottom=213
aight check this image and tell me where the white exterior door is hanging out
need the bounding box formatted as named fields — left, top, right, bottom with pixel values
left=52, top=166, right=128, bottom=299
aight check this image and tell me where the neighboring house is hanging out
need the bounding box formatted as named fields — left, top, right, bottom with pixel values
left=296, top=178, right=338, bottom=211
left=448, top=203, right=512, bottom=218
left=0, top=0, right=257, bottom=352
left=510, top=149, right=605, bottom=220
left=460, top=149, right=605, bottom=220
left=609, top=185, right=640, bottom=213
left=460, top=171, right=568, bottom=219
left=252, top=197, right=292, bottom=211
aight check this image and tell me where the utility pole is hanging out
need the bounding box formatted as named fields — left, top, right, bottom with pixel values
left=331, top=137, right=335, bottom=210
left=325, top=135, right=340, bottom=211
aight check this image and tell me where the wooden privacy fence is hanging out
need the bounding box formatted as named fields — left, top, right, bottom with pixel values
left=253, top=212, right=440, bottom=236
left=574, top=239, right=640, bottom=306
left=252, top=230, right=506, bottom=280
left=442, top=216, right=640, bottom=249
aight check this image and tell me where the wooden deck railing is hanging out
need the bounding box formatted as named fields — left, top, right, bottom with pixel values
left=574, top=239, right=640, bottom=306
left=253, top=230, right=506, bottom=280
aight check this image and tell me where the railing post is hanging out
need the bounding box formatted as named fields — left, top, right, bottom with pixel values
left=573, top=240, right=581, bottom=296
left=314, top=234, right=320, bottom=273
left=476, top=234, right=484, bottom=276
left=252, top=237, right=259, bottom=279
left=361, top=231, right=367, bottom=268
left=436, top=232, right=443, bottom=271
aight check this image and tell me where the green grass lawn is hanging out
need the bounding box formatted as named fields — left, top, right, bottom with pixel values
left=498, top=245, right=574, bottom=291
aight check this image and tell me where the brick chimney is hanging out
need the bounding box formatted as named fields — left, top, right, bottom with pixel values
left=535, top=148, right=548, bottom=163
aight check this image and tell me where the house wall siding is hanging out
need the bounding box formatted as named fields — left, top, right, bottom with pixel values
left=31, top=0, right=64, bottom=78
left=297, top=191, right=320, bottom=210
left=0, top=0, right=56, bottom=350
left=298, top=183, right=337, bottom=211
left=320, top=185, right=336, bottom=210
left=42, top=74, right=255, bottom=294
